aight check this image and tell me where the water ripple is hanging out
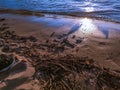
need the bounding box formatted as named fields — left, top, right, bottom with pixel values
left=0, top=0, right=120, bottom=22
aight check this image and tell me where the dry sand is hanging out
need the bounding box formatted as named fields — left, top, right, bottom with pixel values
left=0, top=14, right=120, bottom=90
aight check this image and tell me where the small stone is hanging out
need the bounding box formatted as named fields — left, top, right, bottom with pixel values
left=76, top=39, right=82, bottom=44
left=99, top=42, right=106, bottom=45
left=46, top=40, right=49, bottom=43
left=72, top=35, right=76, bottom=39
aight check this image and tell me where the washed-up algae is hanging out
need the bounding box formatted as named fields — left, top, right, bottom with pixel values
left=34, top=56, right=120, bottom=90
left=0, top=54, right=13, bottom=71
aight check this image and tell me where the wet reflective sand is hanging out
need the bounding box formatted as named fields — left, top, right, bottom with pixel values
left=1, top=13, right=120, bottom=39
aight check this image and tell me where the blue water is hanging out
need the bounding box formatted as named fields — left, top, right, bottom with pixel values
left=0, top=0, right=120, bottom=22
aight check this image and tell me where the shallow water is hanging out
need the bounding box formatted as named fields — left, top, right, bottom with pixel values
left=1, top=14, right=120, bottom=39
left=0, top=0, right=120, bottom=22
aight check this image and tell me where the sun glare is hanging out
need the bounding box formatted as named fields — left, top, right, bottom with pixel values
left=79, top=18, right=97, bottom=34
left=83, top=1, right=95, bottom=12
left=84, top=7, right=95, bottom=12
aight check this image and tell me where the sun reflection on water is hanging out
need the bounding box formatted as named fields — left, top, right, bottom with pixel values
left=83, top=1, right=95, bottom=12
left=84, top=7, right=95, bottom=12
left=79, top=18, right=98, bottom=34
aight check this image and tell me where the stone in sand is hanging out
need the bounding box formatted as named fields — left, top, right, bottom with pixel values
left=0, top=18, right=5, bottom=22
left=46, top=40, right=49, bottom=43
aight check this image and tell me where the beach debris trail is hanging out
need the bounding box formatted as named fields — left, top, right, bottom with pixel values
left=34, top=56, right=120, bottom=90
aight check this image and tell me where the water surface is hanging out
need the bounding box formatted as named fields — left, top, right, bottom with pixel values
left=0, top=0, right=120, bottom=22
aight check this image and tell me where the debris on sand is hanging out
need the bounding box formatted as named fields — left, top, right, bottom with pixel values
left=76, top=38, right=83, bottom=44
left=99, top=42, right=106, bottom=45
left=50, top=32, right=55, bottom=37
left=0, top=54, right=14, bottom=72
left=28, top=36, right=38, bottom=42
left=2, top=45, right=11, bottom=53
left=34, top=57, right=120, bottom=90
left=61, top=38, right=75, bottom=48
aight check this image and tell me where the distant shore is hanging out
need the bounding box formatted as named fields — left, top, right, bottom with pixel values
left=0, top=13, right=120, bottom=90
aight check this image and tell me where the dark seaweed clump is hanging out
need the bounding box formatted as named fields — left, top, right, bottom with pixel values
left=0, top=54, right=13, bottom=70
left=34, top=56, right=120, bottom=90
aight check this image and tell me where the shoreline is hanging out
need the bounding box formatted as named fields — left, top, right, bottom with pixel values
left=0, top=13, right=120, bottom=90
left=1, top=9, right=120, bottom=24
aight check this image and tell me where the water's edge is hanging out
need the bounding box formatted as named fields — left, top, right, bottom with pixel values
left=0, top=8, right=120, bottom=24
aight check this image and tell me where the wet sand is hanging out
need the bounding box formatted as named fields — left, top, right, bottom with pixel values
left=0, top=14, right=120, bottom=90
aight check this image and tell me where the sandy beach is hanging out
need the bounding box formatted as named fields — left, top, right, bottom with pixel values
left=0, top=13, right=120, bottom=90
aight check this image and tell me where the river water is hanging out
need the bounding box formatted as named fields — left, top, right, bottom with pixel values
left=0, top=0, right=120, bottom=22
